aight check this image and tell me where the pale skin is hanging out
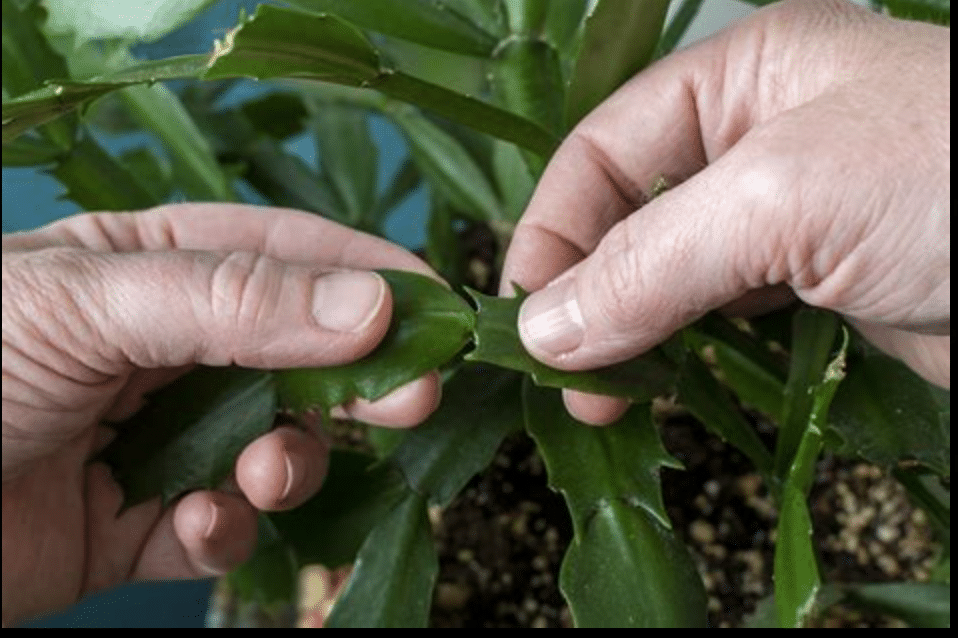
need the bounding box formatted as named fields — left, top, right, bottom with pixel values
left=2, top=204, right=442, bottom=626
left=503, top=0, right=950, bottom=425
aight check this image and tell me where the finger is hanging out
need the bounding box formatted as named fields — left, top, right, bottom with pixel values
left=515, top=129, right=800, bottom=371
left=3, top=203, right=437, bottom=278
left=847, top=320, right=950, bottom=390
left=126, top=490, right=259, bottom=580
left=235, top=425, right=331, bottom=511
left=562, top=389, right=629, bottom=426
left=500, top=31, right=726, bottom=295
left=332, top=371, right=443, bottom=428
left=37, top=248, right=394, bottom=371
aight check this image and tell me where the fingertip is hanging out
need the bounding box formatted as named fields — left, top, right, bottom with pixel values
left=341, top=371, right=442, bottom=428
left=235, top=426, right=330, bottom=511
left=562, top=389, right=630, bottom=426
left=172, top=491, right=258, bottom=576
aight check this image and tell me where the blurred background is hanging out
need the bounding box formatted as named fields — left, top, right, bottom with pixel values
left=3, top=0, right=796, bottom=627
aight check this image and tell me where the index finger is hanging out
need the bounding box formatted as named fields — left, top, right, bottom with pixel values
left=3, top=203, right=437, bottom=278
left=500, top=27, right=733, bottom=295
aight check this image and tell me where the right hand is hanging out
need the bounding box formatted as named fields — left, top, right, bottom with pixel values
left=501, top=0, right=950, bottom=424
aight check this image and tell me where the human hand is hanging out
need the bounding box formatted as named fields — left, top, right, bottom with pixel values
left=501, top=0, right=949, bottom=425
left=1, top=203, right=441, bottom=626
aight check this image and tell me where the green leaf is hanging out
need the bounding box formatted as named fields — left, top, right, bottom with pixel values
left=118, top=146, right=172, bottom=202
left=204, top=5, right=556, bottom=156
left=878, top=0, right=950, bottom=25
left=687, top=313, right=787, bottom=422
left=653, top=0, right=705, bottom=59
left=492, top=138, right=536, bottom=223
left=425, top=192, right=465, bottom=286
left=839, top=582, right=951, bottom=628
left=774, top=329, right=848, bottom=628
left=676, top=344, right=775, bottom=480
left=389, top=104, right=502, bottom=222
left=45, top=131, right=162, bottom=210
left=117, top=82, right=235, bottom=201
left=465, top=287, right=679, bottom=403
left=502, top=0, right=548, bottom=35
left=280, top=0, right=498, bottom=57
left=492, top=38, right=565, bottom=137
left=524, top=382, right=680, bottom=530
left=187, top=102, right=346, bottom=221
left=2, top=53, right=209, bottom=144
left=267, top=449, right=409, bottom=569
left=893, top=466, right=951, bottom=534
left=5, top=5, right=556, bottom=154
left=240, top=92, right=309, bottom=140
left=544, top=0, right=589, bottom=78
left=560, top=500, right=708, bottom=628
left=224, top=515, right=299, bottom=616
left=774, top=308, right=839, bottom=481
left=276, top=270, right=476, bottom=414
left=390, top=365, right=523, bottom=507
left=326, top=492, right=438, bottom=628
left=565, top=0, right=670, bottom=128
left=524, top=382, right=706, bottom=627
left=1, top=131, right=62, bottom=165
left=441, top=0, right=507, bottom=38
left=240, top=137, right=348, bottom=222
left=312, top=102, right=379, bottom=227
left=829, top=336, right=950, bottom=476
left=2, top=0, right=77, bottom=149
left=96, top=367, right=277, bottom=511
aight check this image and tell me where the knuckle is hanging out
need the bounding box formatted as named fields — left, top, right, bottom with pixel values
left=205, top=251, right=285, bottom=347
left=592, top=222, right=644, bottom=330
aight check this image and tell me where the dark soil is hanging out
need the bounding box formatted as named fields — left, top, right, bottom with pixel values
left=428, top=405, right=941, bottom=628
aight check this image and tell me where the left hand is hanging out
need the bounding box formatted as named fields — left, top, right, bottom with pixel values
left=1, top=203, right=442, bottom=626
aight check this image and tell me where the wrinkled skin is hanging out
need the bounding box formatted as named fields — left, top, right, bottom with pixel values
left=503, top=0, right=949, bottom=425
left=2, top=204, right=442, bottom=626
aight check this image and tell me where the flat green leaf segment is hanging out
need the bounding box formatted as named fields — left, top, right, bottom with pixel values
left=268, top=450, right=409, bottom=570
left=281, top=0, right=499, bottom=56
left=95, top=367, right=276, bottom=511
left=276, top=270, right=475, bottom=414
left=2, top=0, right=77, bottom=150
left=390, top=365, right=523, bottom=507
left=204, top=5, right=556, bottom=156
left=465, top=287, right=678, bottom=403
left=326, top=492, right=438, bottom=628
left=775, top=308, right=840, bottom=481
left=774, top=328, right=848, bottom=628
left=829, top=336, right=950, bottom=476
left=837, top=582, right=952, bottom=628
left=3, top=5, right=556, bottom=155
left=2, top=54, right=209, bottom=144
left=565, top=0, right=670, bottom=128
left=677, top=344, right=774, bottom=480
left=523, top=382, right=706, bottom=627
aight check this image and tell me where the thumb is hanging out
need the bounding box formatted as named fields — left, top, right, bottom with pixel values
left=516, top=164, right=776, bottom=371
left=35, top=248, right=392, bottom=372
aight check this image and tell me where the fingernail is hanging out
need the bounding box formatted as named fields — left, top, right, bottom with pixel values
left=205, top=501, right=224, bottom=541
left=281, top=453, right=304, bottom=502
left=313, top=272, right=386, bottom=333
left=519, top=278, right=584, bottom=357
